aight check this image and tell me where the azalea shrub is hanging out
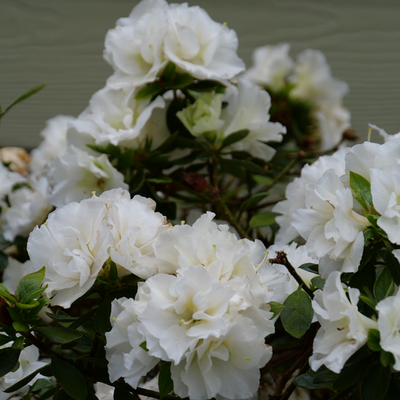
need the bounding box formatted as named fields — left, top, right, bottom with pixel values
left=1, top=1, right=398, bottom=400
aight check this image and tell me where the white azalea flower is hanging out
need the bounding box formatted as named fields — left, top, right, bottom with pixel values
left=376, top=289, right=400, bottom=371
left=0, top=345, right=47, bottom=400
left=315, top=101, right=351, bottom=151
left=67, top=86, right=167, bottom=151
left=290, top=49, right=348, bottom=104
left=46, top=145, right=128, bottom=207
left=27, top=196, right=114, bottom=308
left=344, top=141, right=380, bottom=181
left=0, top=175, right=52, bottom=241
left=163, top=3, right=245, bottom=81
left=30, top=115, right=74, bottom=175
left=104, top=0, right=169, bottom=87
left=98, top=188, right=171, bottom=278
left=273, top=147, right=349, bottom=245
left=94, top=383, right=115, bottom=400
left=292, top=169, right=369, bottom=278
left=170, top=314, right=272, bottom=400
left=221, top=78, right=286, bottom=160
left=244, top=43, right=294, bottom=91
left=370, top=164, right=400, bottom=244
left=310, top=271, right=377, bottom=373
left=105, top=297, right=159, bottom=388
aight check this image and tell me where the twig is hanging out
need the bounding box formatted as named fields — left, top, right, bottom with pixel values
left=265, top=157, right=298, bottom=192
left=217, top=196, right=250, bottom=239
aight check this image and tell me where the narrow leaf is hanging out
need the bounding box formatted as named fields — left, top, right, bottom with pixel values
left=220, top=130, right=250, bottom=149
left=95, top=300, right=112, bottom=335
left=4, top=363, right=51, bottom=393
left=251, top=175, right=274, bottom=186
left=163, top=62, right=176, bottom=83
left=169, top=73, right=194, bottom=89
left=135, top=82, right=162, bottom=100
left=367, top=329, right=382, bottom=352
left=349, top=171, right=372, bottom=210
left=298, top=263, right=319, bottom=274
left=4, top=84, right=46, bottom=114
left=268, top=301, right=285, bottom=318
left=374, top=268, right=395, bottom=302
left=381, top=248, right=400, bottom=286
left=34, top=327, right=82, bottom=344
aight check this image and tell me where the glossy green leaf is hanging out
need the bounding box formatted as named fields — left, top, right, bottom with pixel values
left=280, top=287, right=313, bottom=338
left=311, top=276, right=325, bottom=290
left=374, top=268, right=395, bottom=302
left=163, top=62, right=176, bottom=83
left=298, top=263, right=319, bottom=274
left=159, top=362, right=174, bottom=398
left=380, top=351, right=395, bottom=367
left=169, top=73, right=194, bottom=89
left=0, top=333, right=12, bottom=346
left=349, top=171, right=372, bottom=210
left=15, top=267, right=46, bottom=304
left=51, top=354, right=87, bottom=400
left=361, top=361, right=390, bottom=400
left=86, top=144, right=120, bottom=156
left=293, top=367, right=336, bottom=390
left=249, top=212, right=279, bottom=229
left=251, top=175, right=274, bottom=186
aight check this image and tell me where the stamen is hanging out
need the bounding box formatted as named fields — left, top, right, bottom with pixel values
left=256, top=251, right=269, bottom=271
left=367, top=126, right=372, bottom=142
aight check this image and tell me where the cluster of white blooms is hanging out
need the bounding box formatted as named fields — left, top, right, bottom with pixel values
left=246, top=44, right=350, bottom=150
left=103, top=211, right=292, bottom=400
left=103, top=0, right=245, bottom=87
left=274, top=146, right=371, bottom=278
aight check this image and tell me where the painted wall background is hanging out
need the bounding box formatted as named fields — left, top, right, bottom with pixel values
left=1, top=0, right=400, bottom=148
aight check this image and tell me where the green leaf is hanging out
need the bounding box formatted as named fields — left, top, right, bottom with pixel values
left=51, top=354, right=87, bottom=400
left=235, top=160, right=267, bottom=174
left=380, top=248, right=400, bottom=286
left=86, top=143, right=120, bottom=156
left=159, top=362, right=174, bottom=398
left=0, top=284, right=17, bottom=304
left=135, top=81, right=162, bottom=100
left=0, top=347, right=21, bottom=376
left=0, top=251, right=8, bottom=269
left=367, top=329, right=382, bottom=352
left=15, top=267, right=46, bottom=304
left=361, top=361, right=391, bottom=400
left=0, top=333, right=12, bottom=346
left=220, top=130, right=250, bottom=149
left=163, top=62, right=176, bottom=83
left=153, top=131, right=179, bottom=154
left=298, top=263, right=319, bottom=274
left=4, top=363, right=51, bottom=393
left=139, top=341, right=149, bottom=352
left=251, top=175, right=274, bottom=186
left=169, top=73, right=194, bottom=89
left=34, top=327, right=83, bottom=344
left=12, top=321, right=29, bottom=332
left=114, top=385, right=138, bottom=400
left=349, top=171, right=372, bottom=210
left=374, top=268, right=395, bottom=302
left=147, top=176, right=173, bottom=184
left=12, top=336, right=24, bottom=350
left=3, top=83, right=46, bottom=115
left=359, top=294, right=376, bottom=311
left=380, top=351, right=395, bottom=367
left=156, top=201, right=176, bottom=220
left=268, top=301, right=285, bottom=318
left=239, top=192, right=269, bottom=213
left=280, top=287, right=313, bottom=339
left=130, top=168, right=145, bottom=193
left=31, top=377, right=55, bottom=393
left=293, top=367, right=336, bottom=390
left=311, top=276, right=325, bottom=290
left=249, top=212, right=279, bottom=230
left=95, top=300, right=112, bottom=335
